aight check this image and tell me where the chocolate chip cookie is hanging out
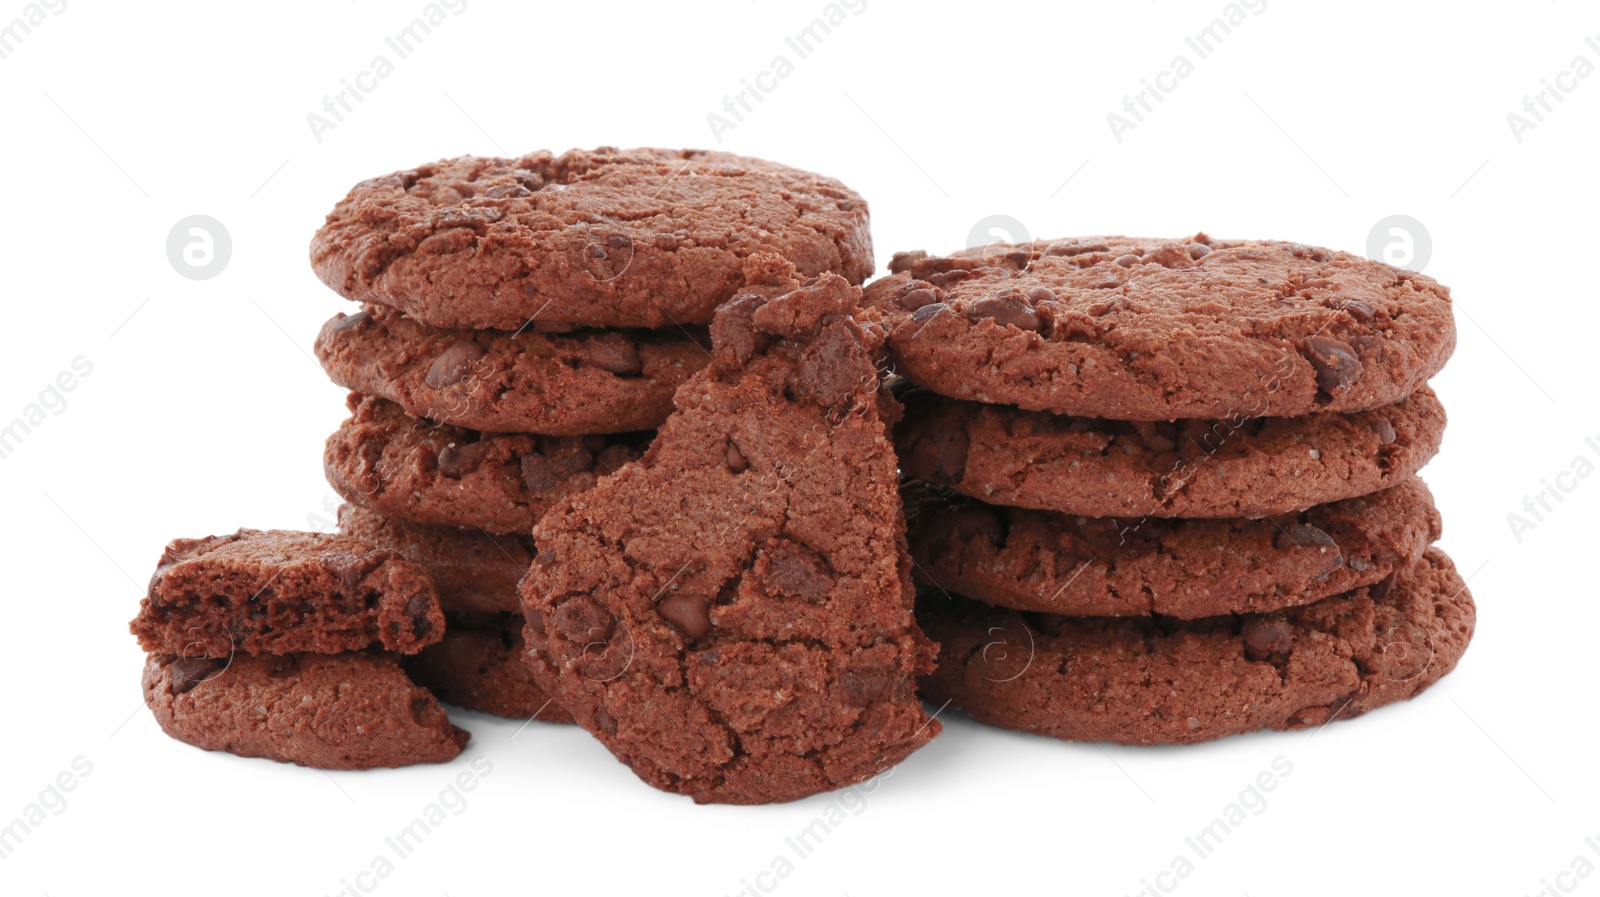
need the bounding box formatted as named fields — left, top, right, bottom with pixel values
left=897, top=386, right=1444, bottom=519
left=316, top=305, right=709, bottom=435
left=520, top=262, right=939, bottom=804
left=405, top=613, right=573, bottom=723
left=863, top=235, right=1455, bottom=421
left=906, top=477, right=1440, bottom=618
left=311, top=148, right=874, bottom=330
left=129, top=529, right=444, bottom=658
left=917, top=547, right=1473, bottom=746
left=142, top=651, right=468, bottom=769
left=337, top=505, right=530, bottom=614
left=324, top=393, right=649, bottom=534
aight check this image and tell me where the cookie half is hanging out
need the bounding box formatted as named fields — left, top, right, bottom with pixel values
left=906, top=477, right=1441, bottom=618
left=520, top=268, right=939, bottom=804
left=324, top=393, right=649, bottom=534
left=310, top=148, right=874, bottom=330
left=316, top=305, right=709, bottom=435
left=129, top=529, right=443, bottom=658
left=404, top=613, right=573, bottom=722
left=142, top=651, right=468, bottom=769
left=917, top=547, right=1473, bottom=746
left=337, top=505, right=530, bottom=614
left=897, top=386, right=1444, bottom=519
left=863, top=235, right=1455, bottom=421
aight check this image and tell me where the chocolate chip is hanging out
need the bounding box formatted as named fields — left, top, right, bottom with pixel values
left=1370, top=417, right=1398, bottom=445
left=329, top=311, right=370, bottom=333
left=1186, top=242, right=1211, bottom=260
left=552, top=597, right=614, bottom=646
left=405, top=592, right=434, bottom=638
left=425, top=340, right=488, bottom=389
left=410, top=696, right=444, bottom=727
left=1273, top=523, right=1339, bottom=552
left=606, top=235, right=629, bottom=249
left=897, top=287, right=939, bottom=311
left=1026, top=285, right=1057, bottom=303
left=966, top=296, right=1041, bottom=332
left=168, top=657, right=226, bottom=695
left=1302, top=335, right=1364, bottom=394
left=587, top=333, right=643, bottom=376
left=594, top=707, right=618, bottom=734
left=1113, top=254, right=1141, bottom=268
left=765, top=541, right=831, bottom=602
left=653, top=233, right=678, bottom=251
left=658, top=593, right=711, bottom=639
left=437, top=442, right=485, bottom=478
left=1242, top=616, right=1293, bottom=661
left=910, top=302, right=948, bottom=323
left=725, top=440, right=749, bottom=473
left=888, top=250, right=927, bottom=274
left=1341, top=299, right=1376, bottom=320
left=840, top=669, right=891, bottom=707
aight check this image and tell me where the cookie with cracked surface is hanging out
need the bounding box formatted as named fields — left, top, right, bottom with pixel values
left=519, top=266, right=939, bottom=804
left=129, top=529, right=443, bottom=658
left=863, top=234, right=1455, bottom=421
left=142, top=651, right=468, bottom=769
left=336, top=504, right=531, bottom=614
left=917, top=547, right=1473, bottom=746
left=310, top=147, right=874, bottom=330
left=316, top=305, right=710, bottom=435
left=905, top=477, right=1440, bottom=618
left=404, top=613, right=574, bottom=723
left=897, top=386, right=1444, bottom=519
left=324, top=393, right=649, bottom=535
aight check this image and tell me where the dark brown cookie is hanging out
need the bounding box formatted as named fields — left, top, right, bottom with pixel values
left=315, top=305, right=710, bottom=435
left=917, top=547, right=1473, bottom=746
left=129, top=529, right=443, bottom=658
left=310, top=147, right=874, bottom=330
left=336, top=505, right=530, bottom=614
left=897, top=386, right=1444, bottom=519
left=520, top=267, right=939, bottom=805
left=864, top=234, right=1455, bottom=421
left=324, top=393, right=649, bottom=534
left=404, top=613, right=574, bottom=723
left=907, top=477, right=1440, bottom=618
left=142, top=651, right=468, bottom=769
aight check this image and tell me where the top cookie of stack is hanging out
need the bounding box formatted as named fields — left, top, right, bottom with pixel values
left=866, top=234, right=1473, bottom=746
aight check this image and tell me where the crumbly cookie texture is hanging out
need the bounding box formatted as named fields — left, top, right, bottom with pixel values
left=897, top=386, right=1444, bottom=519
left=863, top=234, right=1455, bottom=421
left=917, top=547, right=1473, bottom=746
left=520, top=258, right=939, bottom=804
left=130, top=529, right=443, bottom=657
left=311, top=148, right=874, bottom=330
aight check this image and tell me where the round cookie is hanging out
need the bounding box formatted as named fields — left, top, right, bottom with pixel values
left=310, top=147, right=874, bottom=330
left=142, top=651, right=468, bottom=769
left=324, top=393, right=649, bottom=535
left=897, top=386, right=1444, bottom=519
left=316, top=305, right=710, bottom=435
left=906, top=477, right=1440, bottom=618
left=917, top=547, right=1474, bottom=746
left=337, top=505, right=531, bottom=614
left=404, top=613, right=574, bottom=723
left=863, top=234, right=1456, bottom=421
left=520, top=270, right=939, bottom=804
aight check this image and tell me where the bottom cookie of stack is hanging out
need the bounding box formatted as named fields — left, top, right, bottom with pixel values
left=916, top=548, right=1474, bottom=746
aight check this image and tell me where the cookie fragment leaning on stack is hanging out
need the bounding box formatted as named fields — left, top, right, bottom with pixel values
left=129, top=529, right=467, bottom=769
left=308, top=147, right=877, bottom=724
left=864, top=234, right=1474, bottom=745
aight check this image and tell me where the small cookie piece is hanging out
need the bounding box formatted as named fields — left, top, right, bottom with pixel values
left=917, top=547, right=1474, bottom=746
left=315, top=305, right=710, bottom=435
left=864, top=235, right=1455, bottom=420
left=520, top=268, right=939, bottom=805
left=324, top=393, right=649, bottom=535
left=404, top=613, right=574, bottom=723
left=310, top=148, right=874, bottom=330
left=142, top=651, right=468, bottom=769
left=129, top=529, right=443, bottom=658
left=337, top=505, right=530, bottom=614
left=897, top=386, right=1444, bottom=519
left=906, top=478, right=1440, bottom=618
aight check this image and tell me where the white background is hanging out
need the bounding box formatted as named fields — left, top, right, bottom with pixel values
left=1, top=1, right=1594, bottom=895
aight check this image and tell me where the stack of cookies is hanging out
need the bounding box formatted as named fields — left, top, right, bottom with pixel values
left=307, top=147, right=877, bottom=728
left=865, top=234, right=1475, bottom=744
